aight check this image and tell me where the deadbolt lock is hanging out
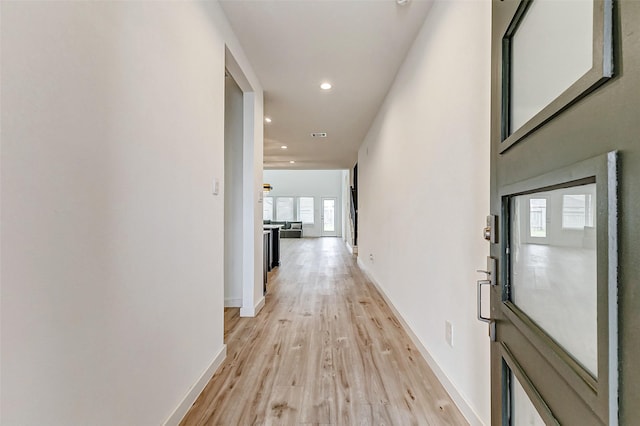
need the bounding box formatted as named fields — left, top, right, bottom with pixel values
left=483, top=215, right=498, bottom=243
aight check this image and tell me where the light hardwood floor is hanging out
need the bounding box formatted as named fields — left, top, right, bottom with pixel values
left=180, top=238, right=468, bottom=425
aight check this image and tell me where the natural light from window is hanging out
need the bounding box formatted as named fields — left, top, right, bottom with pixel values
left=529, top=198, right=547, bottom=238
left=562, top=194, right=594, bottom=229
left=276, top=197, right=294, bottom=221
left=298, top=197, right=314, bottom=224
left=263, top=197, right=273, bottom=221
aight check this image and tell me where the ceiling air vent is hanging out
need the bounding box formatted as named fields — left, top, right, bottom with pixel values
left=311, top=132, right=327, bottom=138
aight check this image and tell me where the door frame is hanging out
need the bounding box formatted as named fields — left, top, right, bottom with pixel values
left=224, top=46, right=264, bottom=318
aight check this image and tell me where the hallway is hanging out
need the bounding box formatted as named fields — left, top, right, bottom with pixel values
left=181, top=238, right=467, bottom=425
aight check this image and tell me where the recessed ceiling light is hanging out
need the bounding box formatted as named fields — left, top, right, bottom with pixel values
left=281, top=145, right=288, bottom=149
left=264, top=117, right=272, bottom=123
left=320, top=82, right=332, bottom=90
left=289, top=160, right=295, bottom=164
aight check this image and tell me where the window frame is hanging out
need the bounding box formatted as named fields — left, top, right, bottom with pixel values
left=297, top=196, right=315, bottom=225
left=561, top=193, right=594, bottom=230
left=263, top=196, right=274, bottom=221
left=275, top=196, right=295, bottom=222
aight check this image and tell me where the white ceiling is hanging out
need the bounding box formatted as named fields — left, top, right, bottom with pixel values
left=220, top=0, right=434, bottom=170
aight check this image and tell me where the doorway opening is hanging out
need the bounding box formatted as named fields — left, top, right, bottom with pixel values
left=224, top=46, right=262, bottom=323
left=223, top=69, right=244, bottom=328
left=322, top=197, right=337, bottom=237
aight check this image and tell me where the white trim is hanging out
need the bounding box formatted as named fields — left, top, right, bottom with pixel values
left=240, top=295, right=265, bottom=317
left=345, top=241, right=354, bottom=255
left=241, top=90, right=258, bottom=321
left=357, top=258, right=485, bottom=426
left=163, top=345, right=227, bottom=426
left=224, top=298, right=242, bottom=308
left=226, top=45, right=264, bottom=329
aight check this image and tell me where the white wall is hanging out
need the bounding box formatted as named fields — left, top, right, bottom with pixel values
left=224, top=74, right=244, bottom=307
left=356, top=1, right=491, bottom=424
left=263, top=170, right=344, bottom=237
left=1, top=2, right=262, bottom=425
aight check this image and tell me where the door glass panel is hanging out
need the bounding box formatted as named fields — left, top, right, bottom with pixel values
left=323, top=199, right=335, bottom=232
left=529, top=198, right=547, bottom=238
left=510, top=183, right=597, bottom=376
left=511, top=370, right=545, bottom=426
left=510, top=0, right=593, bottom=132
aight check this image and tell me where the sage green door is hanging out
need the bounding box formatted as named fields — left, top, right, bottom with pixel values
left=488, top=0, right=640, bottom=424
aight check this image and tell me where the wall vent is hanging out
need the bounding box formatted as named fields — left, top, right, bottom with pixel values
left=311, top=132, right=327, bottom=138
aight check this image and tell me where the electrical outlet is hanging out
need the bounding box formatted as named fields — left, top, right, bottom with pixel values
left=369, top=253, right=374, bottom=261
left=445, top=321, right=453, bottom=347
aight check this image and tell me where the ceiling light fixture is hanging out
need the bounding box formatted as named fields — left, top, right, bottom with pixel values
left=396, top=0, right=410, bottom=5
left=320, top=82, right=332, bottom=90
left=289, top=160, right=295, bottom=164
left=281, top=145, right=288, bottom=149
left=264, top=117, right=272, bottom=123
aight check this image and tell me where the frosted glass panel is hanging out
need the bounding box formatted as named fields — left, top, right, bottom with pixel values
left=511, top=371, right=546, bottom=426
left=511, top=183, right=597, bottom=376
left=511, top=0, right=593, bottom=131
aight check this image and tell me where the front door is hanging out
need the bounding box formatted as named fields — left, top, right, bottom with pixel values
left=321, top=197, right=337, bottom=237
left=487, top=0, right=639, bottom=424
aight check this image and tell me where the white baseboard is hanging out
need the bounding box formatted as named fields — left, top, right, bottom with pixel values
left=163, top=345, right=227, bottom=426
left=356, top=258, right=484, bottom=426
left=240, top=295, right=265, bottom=317
left=345, top=241, right=358, bottom=256
left=255, top=296, right=265, bottom=315
left=224, top=298, right=242, bottom=308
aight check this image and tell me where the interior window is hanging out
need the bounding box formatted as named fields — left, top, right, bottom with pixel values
left=562, top=194, right=594, bottom=229
left=297, top=197, right=314, bottom=224
left=263, top=196, right=273, bottom=221
left=276, top=197, right=294, bottom=221
left=529, top=198, right=547, bottom=238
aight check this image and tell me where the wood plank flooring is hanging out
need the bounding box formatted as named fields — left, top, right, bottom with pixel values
left=180, top=238, right=468, bottom=425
